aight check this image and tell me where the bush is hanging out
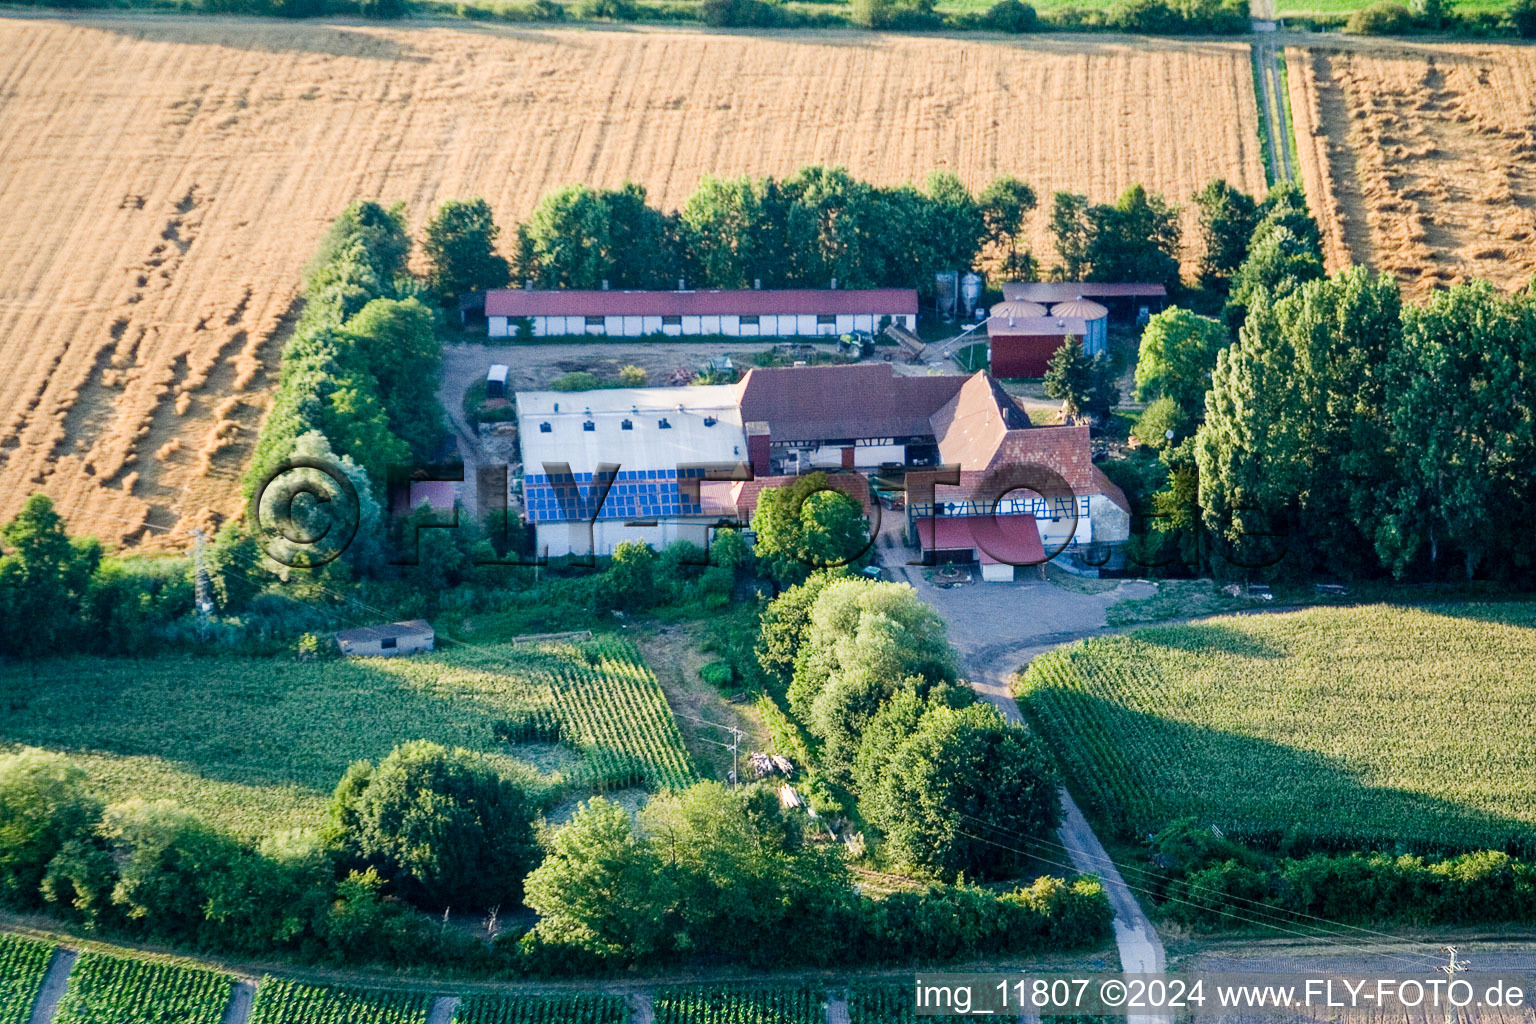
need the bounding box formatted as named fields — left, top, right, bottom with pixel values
left=700, top=0, right=780, bottom=25
left=577, top=0, right=636, bottom=16
left=1132, top=396, right=1191, bottom=450
left=1345, top=0, right=1413, bottom=32
left=327, top=741, right=541, bottom=910
left=984, top=0, right=1036, bottom=28
left=851, top=0, right=939, bottom=27
left=699, top=661, right=734, bottom=688
left=0, top=750, right=103, bottom=909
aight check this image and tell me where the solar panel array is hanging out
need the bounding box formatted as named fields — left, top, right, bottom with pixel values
left=524, top=468, right=710, bottom=523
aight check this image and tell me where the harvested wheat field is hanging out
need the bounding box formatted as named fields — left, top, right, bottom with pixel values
left=0, top=16, right=1266, bottom=545
left=1287, top=41, right=1536, bottom=299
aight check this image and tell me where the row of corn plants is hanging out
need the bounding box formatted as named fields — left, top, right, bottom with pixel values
left=1015, top=604, right=1536, bottom=853
left=53, top=952, right=232, bottom=1024
left=0, top=935, right=53, bottom=1024
left=652, top=986, right=825, bottom=1024
left=452, top=992, right=629, bottom=1024
left=247, top=978, right=431, bottom=1024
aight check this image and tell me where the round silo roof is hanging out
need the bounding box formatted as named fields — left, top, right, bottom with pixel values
left=990, top=300, right=1048, bottom=320
left=1050, top=299, right=1109, bottom=320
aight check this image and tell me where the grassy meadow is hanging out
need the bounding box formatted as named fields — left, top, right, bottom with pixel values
left=0, top=637, right=691, bottom=839
left=1016, top=603, right=1536, bottom=853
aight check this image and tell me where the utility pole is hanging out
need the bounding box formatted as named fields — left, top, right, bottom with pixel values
left=1437, top=945, right=1470, bottom=1024
left=190, top=528, right=215, bottom=640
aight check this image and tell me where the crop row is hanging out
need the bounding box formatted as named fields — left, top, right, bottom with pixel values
left=653, top=986, right=825, bottom=1024
left=846, top=984, right=915, bottom=1024
left=1015, top=605, right=1536, bottom=852
left=247, top=978, right=430, bottom=1024
left=541, top=640, right=694, bottom=791
left=0, top=935, right=52, bottom=1024
left=452, top=992, right=629, bottom=1024
left=54, top=952, right=231, bottom=1024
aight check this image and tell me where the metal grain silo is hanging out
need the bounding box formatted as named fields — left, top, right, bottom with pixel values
left=1050, top=298, right=1109, bottom=356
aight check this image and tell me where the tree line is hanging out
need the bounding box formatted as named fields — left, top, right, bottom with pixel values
left=1108, top=179, right=1536, bottom=582
left=422, top=170, right=1285, bottom=315
left=751, top=571, right=1064, bottom=881
left=0, top=738, right=1109, bottom=973
left=24, top=0, right=1535, bottom=39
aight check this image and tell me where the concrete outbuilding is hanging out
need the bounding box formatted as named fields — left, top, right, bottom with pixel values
left=334, top=620, right=435, bottom=657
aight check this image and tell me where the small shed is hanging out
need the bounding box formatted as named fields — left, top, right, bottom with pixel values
left=486, top=364, right=510, bottom=399
left=334, top=619, right=435, bottom=657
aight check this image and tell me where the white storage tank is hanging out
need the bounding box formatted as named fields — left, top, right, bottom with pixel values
left=959, top=272, right=983, bottom=318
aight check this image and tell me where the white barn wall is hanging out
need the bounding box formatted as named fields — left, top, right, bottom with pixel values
left=490, top=313, right=916, bottom=340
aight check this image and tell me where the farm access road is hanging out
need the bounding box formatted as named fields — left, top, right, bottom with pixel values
left=878, top=526, right=1166, bottom=1009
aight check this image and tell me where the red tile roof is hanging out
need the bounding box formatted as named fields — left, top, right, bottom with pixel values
left=916, top=515, right=1045, bottom=566
left=928, top=373, right=1032, bottom=470
left=485, top=288, right=918, bottom=318
left=736, top=364, right=968, bottom=442
left=731, top=471, right=872, bottom=523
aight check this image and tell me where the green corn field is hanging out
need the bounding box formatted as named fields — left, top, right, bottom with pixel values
left=1016, top=603, right=1536, bottom=853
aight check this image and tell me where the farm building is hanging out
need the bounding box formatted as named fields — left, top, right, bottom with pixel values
left=986, top=298, right=1108, bottom=378
left=737, top=363, right=970, bottom=473
left=334, top=620, right=435, bottom=657
left=484, top=287, right=918, bottom=339
left=1000, top=281, right=1166, bottom=321
left=514, top=363, right=1129, bottom=574
left=516, top=384, right=747, bottom=558
left=907, top=373, right=1131, bottom=579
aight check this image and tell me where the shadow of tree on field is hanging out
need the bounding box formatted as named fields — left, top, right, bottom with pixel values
left=0, top=651, right=555, bottom=803
left=1018, top=690, right=1536, bottom=859
left=27, top=13, right=432, bottom=62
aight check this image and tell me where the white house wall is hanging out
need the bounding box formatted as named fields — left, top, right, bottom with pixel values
left=490, top=313, right=916, bottom=340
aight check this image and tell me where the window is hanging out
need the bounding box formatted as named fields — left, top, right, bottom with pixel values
left=662, top=315, right=682, bottom=326
left=739, top=315, right=760, bottom=326
left=539, top=422, right=552, bottom=433
left=381, top=637, right=398, bottom=650
left=817, top=313, right=837, bottom=325
left=583, top=421, right=595, bottom=432
left=621, top=419, right=633, bottom=430
left=585, top=315, right=605, bottom=327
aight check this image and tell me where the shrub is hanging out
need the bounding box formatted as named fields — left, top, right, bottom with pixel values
left=700, top=0, right=781, bottom=25
left=1345, top=0, right=1413, bottom=32
left=700, top=661, right=734, bottom=688
left=578, top=0, right=636, bottom=17
left=327, top=741, right=540, bottom=910
left=0, top=749, right=102, bottom=909
left=1132, top=396, right=1191, bottom=449
left=985, top=0, right=1037, bottom=30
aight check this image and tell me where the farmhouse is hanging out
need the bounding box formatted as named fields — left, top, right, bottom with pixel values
left=909, top=374, right=1131, bottom=579
left=514, top=363, right=1130, bottom=575
left=484, top=287, right=918, bottom=339
left=986, top=298, right=1108, bottom=379
left=334, top=620, right=435, bottom=657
